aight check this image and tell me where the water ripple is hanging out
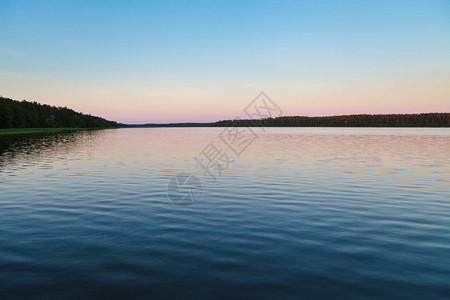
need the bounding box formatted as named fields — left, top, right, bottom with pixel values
left=0, top=128, right=449, bottom=298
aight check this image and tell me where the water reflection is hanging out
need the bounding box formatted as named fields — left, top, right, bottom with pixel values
left=0, top=130, right=103, bottom=172
left=0, top=128, right=449, bottom=298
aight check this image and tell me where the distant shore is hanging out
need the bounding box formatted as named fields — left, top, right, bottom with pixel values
left=120, top=113, right=449, bottom=128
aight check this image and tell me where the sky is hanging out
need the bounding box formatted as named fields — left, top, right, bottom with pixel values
left=0, top=0, right=449, bottom=123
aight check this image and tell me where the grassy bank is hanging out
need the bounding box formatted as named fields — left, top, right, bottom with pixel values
left=0, top=128, right=115, bottom=136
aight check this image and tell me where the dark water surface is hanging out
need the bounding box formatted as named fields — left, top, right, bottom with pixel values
left=1, top=128, right=449, bottom=299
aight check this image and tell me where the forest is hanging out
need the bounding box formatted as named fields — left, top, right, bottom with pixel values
left=1, top=96, right=448, bottom=129
left=0, top=96, right=118, bottom=129
left=211, top=113, right=449, bottom=127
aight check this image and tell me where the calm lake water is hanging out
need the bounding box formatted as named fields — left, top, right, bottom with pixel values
left=1, top=128, right=449, bottom=298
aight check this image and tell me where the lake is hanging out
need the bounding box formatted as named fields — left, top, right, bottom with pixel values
left=1, top=128, right=449, bottom=298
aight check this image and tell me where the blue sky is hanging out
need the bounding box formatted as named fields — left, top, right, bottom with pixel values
left=1, top=0, right=449, bottom=123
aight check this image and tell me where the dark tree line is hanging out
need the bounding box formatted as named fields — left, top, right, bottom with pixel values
left=0, top=96, right=118, bottom=128
left=211, top=113, right=449, bottom=127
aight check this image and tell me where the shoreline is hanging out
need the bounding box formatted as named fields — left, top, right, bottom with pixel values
left=0, top=128, right=117, bottom=136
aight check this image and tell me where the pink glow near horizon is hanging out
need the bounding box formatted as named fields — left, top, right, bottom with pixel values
left=67, top=79, right=450, bottom=123
left=2, top=73, right=449, bottom=123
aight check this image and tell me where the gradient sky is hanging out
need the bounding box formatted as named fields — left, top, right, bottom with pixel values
left=1, top=0, right=449, bottom=123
